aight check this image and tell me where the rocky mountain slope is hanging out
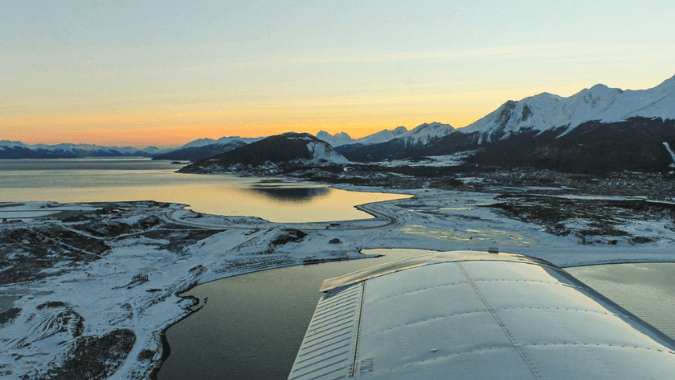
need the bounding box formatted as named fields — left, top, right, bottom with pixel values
left=461, top=117, right=675, bottom=172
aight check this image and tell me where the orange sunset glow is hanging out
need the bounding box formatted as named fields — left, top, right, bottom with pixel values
left=2, top=1, right=674, bottom=148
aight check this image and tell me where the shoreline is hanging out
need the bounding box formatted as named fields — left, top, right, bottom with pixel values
left=149, top=246, right=383, bottom=379
left=148, top=285, right=199, bottom=380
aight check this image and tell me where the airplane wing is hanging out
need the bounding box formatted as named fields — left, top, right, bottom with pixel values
left=288, top=250, right=675, bottom=380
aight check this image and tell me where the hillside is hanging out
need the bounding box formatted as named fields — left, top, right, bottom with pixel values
left=463, top=118, right=675, bottom=173
left=179, top=132, right=348, bottom=173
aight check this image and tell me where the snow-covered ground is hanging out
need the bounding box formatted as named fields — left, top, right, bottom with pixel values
left=1, top=186, right=675, bottom=379
left=376, top=151, right=475, bottom=168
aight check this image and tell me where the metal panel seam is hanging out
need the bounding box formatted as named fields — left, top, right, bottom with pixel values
left=456, top=262, right=543, bottom=380
left=358, top=307, right=624, bottom=338
left=350, top=281, right=366, bottom=377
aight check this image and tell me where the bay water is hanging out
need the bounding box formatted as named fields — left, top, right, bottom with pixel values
left=0, top=158, right=408, bottom=223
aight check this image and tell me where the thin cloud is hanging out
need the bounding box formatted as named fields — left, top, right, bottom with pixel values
left=250, top=43, right=675, bottom=66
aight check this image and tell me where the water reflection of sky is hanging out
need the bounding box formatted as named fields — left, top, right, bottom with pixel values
left=566, top=263, right=675, bottom=339
left=0, top=158, right=409, bottom=223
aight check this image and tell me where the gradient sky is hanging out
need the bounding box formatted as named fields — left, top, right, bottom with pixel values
left=1, top=0, right=674, bottom=148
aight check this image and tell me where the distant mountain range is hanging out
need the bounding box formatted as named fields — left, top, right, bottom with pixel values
left=4, top=74, right=675, bottom=172
left=335, top=122, right=456, bottom=161
left=0, top=141, right=161, bottom=159
left=316, top=126, right=409, bottom=147
left=335, top=75, right=675, bottom=172
left=151, top=136, right=262, bottom=161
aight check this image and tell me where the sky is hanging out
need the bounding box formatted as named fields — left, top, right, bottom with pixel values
left=1, top=0, right=674, bottom=148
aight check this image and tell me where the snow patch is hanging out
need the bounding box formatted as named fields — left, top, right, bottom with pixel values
left=663, top=142, right=675, bottom=167
left=304, top=142, right=350, bottom=164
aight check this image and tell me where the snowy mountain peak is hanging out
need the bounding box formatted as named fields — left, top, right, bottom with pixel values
left=351, top=126, right=409, bottom=146
left=575, top=84, right=623, bottom=104
left=462, top=74, right=675, bottom=142
left=176, top=136, right=261, bottom=150
left=392, top=126, right=408, bottom=134
left=397, top=122, right=455, bottom=146
left=316, top=127, right=414, bottom=147
left=657, top=74, right=675, bottom=88
left=589, top=83, right=610, bottom=91
left=315, top=131, right=354, bottom=147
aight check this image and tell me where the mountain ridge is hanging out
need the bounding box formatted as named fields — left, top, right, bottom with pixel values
left=5, top=74, right=674, bottom=171
left=0, top=141, right=160, bottom=159
left=335, top=122, right=455, bottom=161
left=462, top=75, right=675, bottom=143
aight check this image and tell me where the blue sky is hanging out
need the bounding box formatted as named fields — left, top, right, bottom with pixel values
left=1, top=0, right=674, bottom=147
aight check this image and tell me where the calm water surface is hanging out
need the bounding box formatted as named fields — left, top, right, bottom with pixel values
left=566, top=263, right=675, bottom=338
left=0, top=158, right=408, bottom=223
left=159, top=256, right=675, bottom=380
left=157, top=249, right=436, bottom=380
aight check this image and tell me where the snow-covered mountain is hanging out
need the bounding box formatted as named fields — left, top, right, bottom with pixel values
left=0, top=141, right=160, bottom=159
left=0, top=136, right=266, bottom=160
left=336, top=122, right=455, bottom=162
left=163, top=136, right=262, bottom=152
left=316, top=127, right=410, bottom=147
left=338, top=75, right=675, bottom=172
left=396, top=122, right=455, bottom=146
left=409, top=75, right=675, bottom=172
left=315, top=131, right=355, bottom=147
left=353, top=126, right=409, bottom=145
left=149, top=136, right=266, bottom=161
left=463, top=75, right=675, bottom=143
